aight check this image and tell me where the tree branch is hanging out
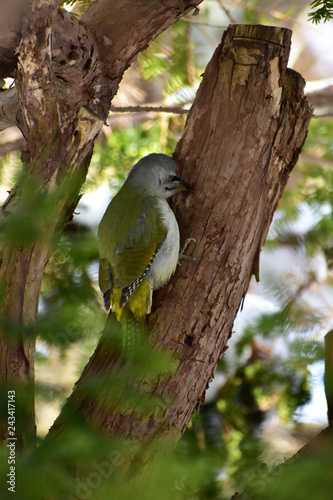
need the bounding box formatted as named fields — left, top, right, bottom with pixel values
left=110, top=104, right=189, bottom=115
left=81, top=0, right=203, bottom=83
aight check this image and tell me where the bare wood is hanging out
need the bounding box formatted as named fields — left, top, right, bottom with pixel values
left=48, top=26, right=312, bottom=452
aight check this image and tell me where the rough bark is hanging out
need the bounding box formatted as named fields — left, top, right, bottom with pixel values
left=48, top=25, right=312, bottom=454
left=0, top=0, right=203, bottom=449
left=0, top=0, right=203, bottom=126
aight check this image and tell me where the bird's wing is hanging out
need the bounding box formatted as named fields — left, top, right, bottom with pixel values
left=98, top=257, right=112, bottom=310
left=112, top=196, right=167, bottom=289
left=99, top=257, right=112, bottom=293
left=98, top=192, right=168, bottom=292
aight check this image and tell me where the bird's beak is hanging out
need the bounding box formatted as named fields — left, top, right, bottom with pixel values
left=179, top=178, right=194, bottom=193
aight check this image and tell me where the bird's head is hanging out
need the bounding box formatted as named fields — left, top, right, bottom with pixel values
left=127, top=153, right=193, bottom=199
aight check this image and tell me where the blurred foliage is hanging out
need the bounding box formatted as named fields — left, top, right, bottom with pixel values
left=138, top=20, right=199, bottom=93
left=87, top=119, right=183, bottom=192
left=308, top=0, right=333, bottom=23
left=1, top=2, right=333, bottom=500
left=0, top=151, right=21, bottom=192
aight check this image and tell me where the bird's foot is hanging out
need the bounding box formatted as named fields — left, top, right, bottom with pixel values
left=179, top=238, right=200, bottom=263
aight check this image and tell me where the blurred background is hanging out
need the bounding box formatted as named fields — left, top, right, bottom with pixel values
left=1, top=1, right=333, bottom=498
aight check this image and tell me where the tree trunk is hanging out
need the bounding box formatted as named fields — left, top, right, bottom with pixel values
left=48, top=24, right=312, bottom=457
left=0, top=0, right=203, bottom=450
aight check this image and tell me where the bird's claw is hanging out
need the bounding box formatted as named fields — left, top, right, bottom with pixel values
left=179, top=238, right=200, bottom=263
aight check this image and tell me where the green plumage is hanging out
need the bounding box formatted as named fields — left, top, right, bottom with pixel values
left=98, top=182, right=167, bottom=317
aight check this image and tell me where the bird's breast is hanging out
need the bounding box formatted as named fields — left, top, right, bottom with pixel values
left=148, top=199, right=180, bottom=290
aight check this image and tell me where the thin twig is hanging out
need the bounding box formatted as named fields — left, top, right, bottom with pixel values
left=181, top=16, right=227, bottom=28
left=109, top=104, right=190, bottom=115
left=193, top=23, right=219, bottom=49
left=216, top=0, right=236, bottom=24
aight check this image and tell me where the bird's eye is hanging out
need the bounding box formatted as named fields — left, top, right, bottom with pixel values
left=170, top=175, right=180, bottom=183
